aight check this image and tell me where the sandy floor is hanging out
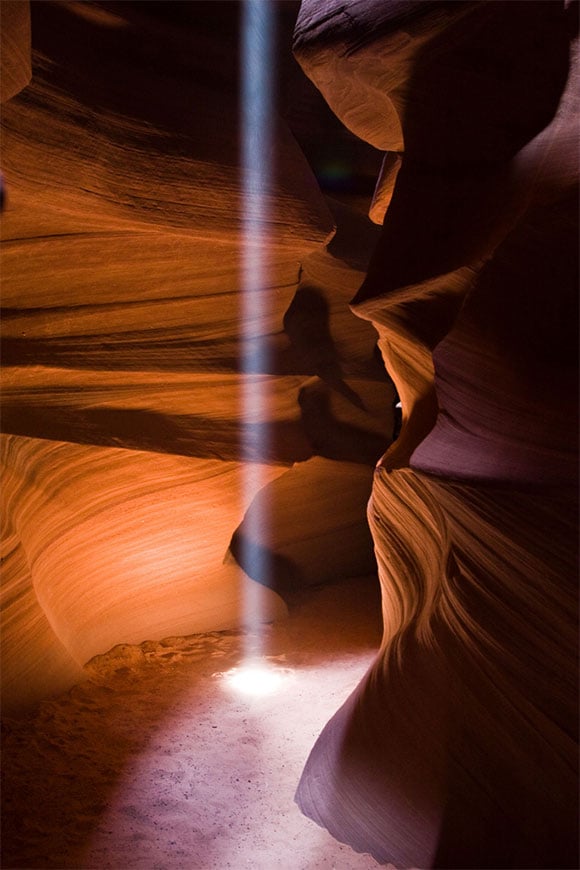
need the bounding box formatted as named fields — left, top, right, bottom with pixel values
left=2, top=577, right=386, bottom=869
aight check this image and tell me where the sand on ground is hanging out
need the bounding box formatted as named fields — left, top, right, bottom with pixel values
left=1, top=576, right=391, bottom=870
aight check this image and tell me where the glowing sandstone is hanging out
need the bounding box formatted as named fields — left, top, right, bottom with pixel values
left=0, top=2, right=390, bottom=715
left=2, top=2, right=576, bottom=865
left=294, top=1, right=578, bottom=867
left=1, top=435, right=289, bottom=710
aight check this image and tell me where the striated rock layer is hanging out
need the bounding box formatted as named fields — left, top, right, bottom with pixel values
left=1, top=2, right=391, bottom=715
left=0, top=1, right=31, bottom=104
left=294, top=1, right=578, bottom=867
left=297, top=471, right=578, bottom=868
left=1, top=434, right=289, bottom=710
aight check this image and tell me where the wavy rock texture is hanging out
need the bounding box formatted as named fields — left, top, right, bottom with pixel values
left=1, top=435, right=288, bottom=707
left=0, top=1, right=31, bottom=104
left=294, top=1, right=578, bottom=867
left=298, top=471, right=578, bottom=869
left=1, top=2, right=392, bottom=716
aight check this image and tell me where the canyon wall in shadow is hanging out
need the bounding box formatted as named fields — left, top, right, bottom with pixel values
left=294, top=1, right=579, bottom=867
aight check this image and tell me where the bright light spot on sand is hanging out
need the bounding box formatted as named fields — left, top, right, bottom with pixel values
left=221, top=662, right=293, bottom=697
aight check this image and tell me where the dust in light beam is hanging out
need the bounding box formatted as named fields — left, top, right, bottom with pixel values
left=239, top=0, right=278, bottom=668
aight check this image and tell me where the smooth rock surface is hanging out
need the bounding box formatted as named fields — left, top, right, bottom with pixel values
left=0, top=1, right=390, bottom=715
left=294, top=1, right=578, bottom=867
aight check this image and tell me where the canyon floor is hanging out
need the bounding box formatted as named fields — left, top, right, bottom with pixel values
left=2, top=575, right=387, bottom=870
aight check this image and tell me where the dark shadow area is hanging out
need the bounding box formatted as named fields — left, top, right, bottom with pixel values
left=228, top=534, right=299, bottom=600
left=0, top=403, right=313, bottom=465
left=27, top=1, right=242, bottom=167
left=229, top=525, right=377, bottom=605
left=0, top=332, right=301, bottom=375
left=355, top=1, right=572, bottom=307
left=283, top=284, right=365, bottom=405
left=324, top=197, right=382, bottom=271
left=298, top=383, right=391, bottom=466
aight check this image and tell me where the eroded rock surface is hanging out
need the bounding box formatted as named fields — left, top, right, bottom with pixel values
left=294, top=1, right=578, bottom=866
left=1, top=2, right=391, bottom=715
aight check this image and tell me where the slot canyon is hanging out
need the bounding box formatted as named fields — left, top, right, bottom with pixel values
left=1, top=1, right=578, bottom=868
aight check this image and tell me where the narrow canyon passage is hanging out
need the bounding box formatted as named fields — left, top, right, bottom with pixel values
left=1, top=1, right=577, bottom=867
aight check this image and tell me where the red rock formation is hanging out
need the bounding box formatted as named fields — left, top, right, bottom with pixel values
left=294, top=1, right=579, bottom=866
left=0, top=2, right=391, bottom=715
left=0, top=1, right=31, bottom=104
left=3, top=2, right=577, bottom=864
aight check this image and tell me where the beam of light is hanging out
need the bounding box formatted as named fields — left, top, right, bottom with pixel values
left=219, top=661, right=294, bottom=698
left=240, top=0, right=277, bottom=663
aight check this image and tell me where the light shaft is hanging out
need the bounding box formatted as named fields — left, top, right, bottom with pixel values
left=240, top=0, right=276, bottom=658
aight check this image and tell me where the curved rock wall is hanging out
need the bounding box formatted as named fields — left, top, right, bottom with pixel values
left=298, top=470, right=578, bottom=868
left=294, top=1, right=578, bottom=866
left=1, top=2, right=392, bottom=715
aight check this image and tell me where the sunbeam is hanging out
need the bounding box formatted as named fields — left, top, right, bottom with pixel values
left=239, top=0, right=278, bottom=662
